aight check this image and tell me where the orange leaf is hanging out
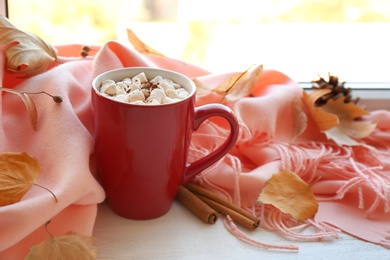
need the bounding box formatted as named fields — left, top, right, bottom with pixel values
left=302, top=89, right=339, bottom=131
left=1, top=87, right=38, bottom=130
left=259, top=170, right=318, bottom=222
left=0, top=152, right=41, bottom=206
left=0, top=16, right=57, bottom=77
left=127, top=28, right=165, bottom=57
left=25, top=232, right=97, bottom=260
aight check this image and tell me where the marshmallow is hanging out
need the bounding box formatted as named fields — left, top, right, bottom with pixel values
left=98, top=72, right=190, bottom=105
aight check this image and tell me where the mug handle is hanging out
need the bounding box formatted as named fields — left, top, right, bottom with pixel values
left=182, top=103, right=239, bottom=183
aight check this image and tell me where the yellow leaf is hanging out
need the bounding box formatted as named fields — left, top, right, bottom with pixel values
left=302, top=89, right=339, bottom=131
left=213, top=64, right=263, bottom=102
left=0, top=152, right=41, bottom=206
left=25, top=232, right=97, bottom=260
left=127, top=28, right=165, bottom=57
left=0, top=15, right=57, bottom=77
left=212, top=72, right=245, bottom=94
left=0, top=87, right=38, bottom=130
left=259, top=170, right=318, bottom=222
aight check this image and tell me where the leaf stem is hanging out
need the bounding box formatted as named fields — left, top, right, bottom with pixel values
left=1, top=87, right=63, bottom=103
left=45, top=220, right=54, bottom=238
left=55, top=55, right=93, bottom=64
left=33, top=183, right=59, bottom=203
left=22, top=90, right=63, bottom=103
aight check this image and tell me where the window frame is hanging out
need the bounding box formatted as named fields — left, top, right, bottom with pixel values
left=355, top=88, right=390, bottom=111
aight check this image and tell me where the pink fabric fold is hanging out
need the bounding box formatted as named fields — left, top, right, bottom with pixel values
left=1, top=40, right=389, bottom=258
left=0, top=44, right=106, bottom=258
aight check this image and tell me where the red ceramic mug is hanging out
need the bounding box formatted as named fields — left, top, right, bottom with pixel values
left=92, top=67, right=239, bottom=220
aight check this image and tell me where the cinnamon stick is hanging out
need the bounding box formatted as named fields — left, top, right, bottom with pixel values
left=177, top=185, right=218, bottom=224
left=184, top=183, right=260, bottom=230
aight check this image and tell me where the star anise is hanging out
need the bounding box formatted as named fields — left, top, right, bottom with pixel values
left=311, top=73, right=360, bottom=106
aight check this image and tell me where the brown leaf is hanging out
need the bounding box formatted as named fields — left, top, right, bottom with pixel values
left=0, top=152, right=41, bottom=206
left=259, top=170, right=318, bottom=222
left=127, top=28, right=165, bottom=57
left=302, top=89, right=339, bottom=131
left=1, top=87, right=38, bottom=130
left=25, top=232, right=97, bottom=260
left=0, top=15, right=57, bottom=76
left=303, top=88, right=376, bottom=146
left=213, top=64, right=263, bottom=102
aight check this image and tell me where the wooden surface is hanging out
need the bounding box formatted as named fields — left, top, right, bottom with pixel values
left=93, top=201, right=389, bottom=260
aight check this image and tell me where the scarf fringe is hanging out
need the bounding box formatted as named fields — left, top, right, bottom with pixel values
left=190, top=120, right=390, bottom=249
left=223, top=215, right=299, bottom=251
left=270, top=142, right=390, bottom=216
left=221, top=203, right=340, bottom=252
left=254, top=204, right=340, bottom=242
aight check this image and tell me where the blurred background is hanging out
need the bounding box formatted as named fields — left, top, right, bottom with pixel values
left=6, top=0, right=390, bottom=83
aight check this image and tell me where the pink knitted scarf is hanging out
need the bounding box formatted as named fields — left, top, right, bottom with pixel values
left=1, top=41, right=389, bottom=258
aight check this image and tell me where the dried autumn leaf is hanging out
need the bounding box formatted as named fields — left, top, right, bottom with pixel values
left=302, top=88, right=376, bottom=146
left=127, top=28, right=165, bottom=57
left=259, top=170, right=318, bottom=222
left=0, top=87, right=38, bottom=130
left=0, top=15, right=57, bottom=76
left=302, top=89, right=339, bottom=131
left=0, top=152, right=41, bottom=206
left=25, top=232, right=97, bottom=260
left=322, top=127, right=360, bottom=146
left=322, top=96, right=376, bottom=139
left=213, top=64, right=263, bottom=102
left=292, top=96, right=307, bottom=141
left=0, top=152, right=57, bottom=205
